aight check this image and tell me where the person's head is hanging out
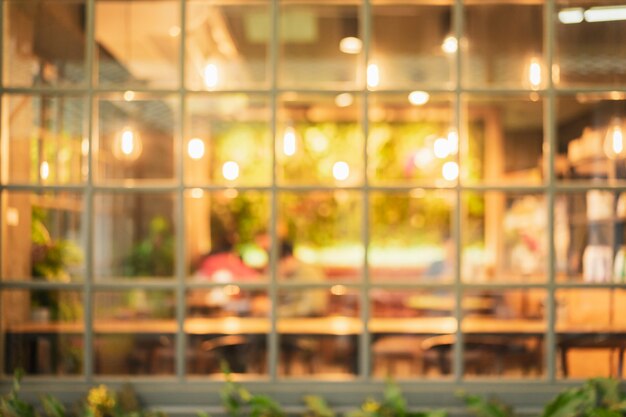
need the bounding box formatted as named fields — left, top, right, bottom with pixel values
left=279, top=240, right=294, bottom=260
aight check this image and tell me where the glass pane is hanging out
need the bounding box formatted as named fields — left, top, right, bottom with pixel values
left=462, top=192, right=547, bottom=283
left=557, top=289, right=626, bottom=379
left=2, top=191, right=85, bottom=282
left=2, top=95, right=86, bottom=185
left=186, top=288, right=269, bottom=376
left=371, top=289, right=455, bottom=378
left=2, top=289, right=83, bottom=376
left=464, top=3, right=544, bottom=89
left=369, top=191, right=454, bottom=283
left=371, top=3, right=452, bottom=89
left=557, top=96, right=626, bottom=184
left=278, top=93, right=363, bottom=186
left=96, top=0, right=180, bottom=89
left=94, top=290, right=175, bottom=375
left=555, top=191, right=626, bottom=283
left=556, top=1, right=626, bottom=86
left=278, top=191, right=363, bottom=282
left=186, top=190, right=269, bottom=282
left=96, top=94, right=177, bottom=183
left=462, top=289, right=545, bottom=378
left=463, top=95, right=544, bottom=185
left=277, top=286, right=360, bottom=377
left=368, top=94, right=455, bottom=186
left=278, top=2, right=361, bottom=90
left=94, top=193, right=176, bottom=281
left=186, top=2, right=269, bottom=90
left=3, top=1, right=85, bottom=87
left=185, top=94, right=271, bottom=186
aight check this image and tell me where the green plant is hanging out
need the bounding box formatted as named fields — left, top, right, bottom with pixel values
left=541, top=378, right=626, bottom=417
left=459, top=392, right=514, bottom=417
left=219, top=363, right=285, bottom=417
left=345, top=380, right=446, bottom=417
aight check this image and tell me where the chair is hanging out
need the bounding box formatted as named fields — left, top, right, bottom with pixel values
left=372, top=336, right=422, bottom=375
left=421, top=334, right=539, bottom=376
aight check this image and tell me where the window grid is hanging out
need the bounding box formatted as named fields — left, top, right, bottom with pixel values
left=2, top=0, right=626, bottom=402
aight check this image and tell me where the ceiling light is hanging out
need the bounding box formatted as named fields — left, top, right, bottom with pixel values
left=187, top=138, right=205, bottom=160
left=585, top=6, right=626, bottom=22
left=367, top=63, right=380, bottom=88
left=442, top=36, right=458, bottom=54
left=604, top=118, right=626, bottom=159
left=558, top=8, right=584, bottom=24
left=222, top=161, right=240, bottom=181
left=113, top=127, right=142, bottom=161
left=339, top=37, right=362, bottom=54
left=335, top=93, right=354, bottom=108
left=333, top=161, right=350, bottom=181
left=203, top=63, right=219, bottom=89
left=408, top=91, right=430, bottom=106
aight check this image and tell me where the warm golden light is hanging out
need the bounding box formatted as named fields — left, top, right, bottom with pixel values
left=283, top=126, right=297, bottom=156
left=433, top=137, right=451, bottom=159
left=408, top=91, right=430, bottom=106
left=447, top=129, right=459, bottom=155
left=203, top=63, right=219, bottom=89
left=113, top=127, right=142, bottom=161
left=442, top=35, right=458, bottom=54
left=558, top=8, right=584, bottom=24
left=367, top=63, right=380, bottom=88
left=528, top=58, right=542, bottom=90
left=190, top=188, right=204, bottom=199
left=187, top=138, right=205, bottom=160
left=222, top=161, right=240, bottom=181
left=168, top=26, right=181, bottom=37
left=330, top=285, right=348, bottom=296
left=123, top=90, right=135, bottom=101
left=335, top=93, right=354, bottom=108
left=40, top=161, right=50, bottom=181
left=604, top=118, right=626, bottom=160
left=81, top=138, right=89, bottom=156
left=442, top=161, right=459, bottom=181
left=339, top=36, right=362, bottom=54
left=413, top=148, right=434, bottom=168
left=333, top=161, right=350, bottom=181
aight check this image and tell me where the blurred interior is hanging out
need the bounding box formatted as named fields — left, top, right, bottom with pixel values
left=3, top=0, right=626, bottom=380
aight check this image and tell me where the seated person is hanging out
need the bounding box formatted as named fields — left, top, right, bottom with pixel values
left=277, top=241, right=328, bottom=317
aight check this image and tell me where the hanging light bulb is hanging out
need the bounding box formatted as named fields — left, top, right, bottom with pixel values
left=113, top=126, right=142, bottom=161
left=203, top=62, right=219, bottom=89
left=604, top=118, right=626, bottom=159
left=283, top=126, right=297, bottom=156
left=527, top=57, right=543, bottom=90
left=367, top=63, right=380, bottom=88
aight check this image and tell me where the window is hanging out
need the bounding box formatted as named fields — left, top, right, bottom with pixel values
left=2, top=0, right=626, bottom=409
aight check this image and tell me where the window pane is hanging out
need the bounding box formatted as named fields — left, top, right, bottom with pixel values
left=555, top=191, right=626, bottom=283
left=462, top=289, right=545, bottom=378
left=185, top=94, right=271, bottom=186
left=371, top=3, right=452, bottom=90
left=2, top=191, right=85, bottom=282
left=2, top=95, right=86, bottom=185
left=2, top=289, right=83, bottom=376
left=279, top=191, right=363, bottom=282
left=96, top=95, right=178, bottom=183
left=278, top=93, right=363, bottom=186
left=463, top=95, right=544, bottom=185
left=462, top=192, right=547, bottom=283
left=95, top=0, right=180, bottom=89
left=186, top=2, right=269, bottom=90
left=557, top=96, right=626, bottom=184
left=464, top=4, right=544, bottom=89
left=3, top=0, right=85, bottom=87
left=186, top=288, right=268, bottom=376
left=370, top=191, right=454, bottom=283
left=277, top=289, right=360, bottom=378
left=186, top=190, right=269, bottom=282
left=556, top=1, right=626, bottom=87
left=94, top=193, right=176, bottom=281
left=94, top=290, right=175, bottom=375
left=557, top=289, right=626, bottom=379
left=279, top=2, right=361, bottom=90
left=368, top=93, right=455, bottom=186
left=370, top=289, right=455, bottom=378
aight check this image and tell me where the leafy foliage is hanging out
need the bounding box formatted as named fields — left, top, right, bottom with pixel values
left=345, top=380, right=446, bottom=417
left=541, top=378, right=626, bottom=417
left=219, top=363, right=285, bottom=417
left=459, top=392, right=514, bottom=417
